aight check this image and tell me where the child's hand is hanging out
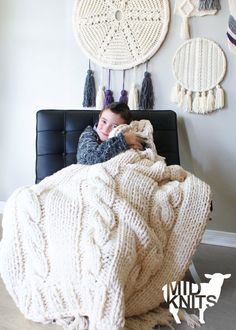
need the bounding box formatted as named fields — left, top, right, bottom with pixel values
left=123, top=132, right=145, bottom=150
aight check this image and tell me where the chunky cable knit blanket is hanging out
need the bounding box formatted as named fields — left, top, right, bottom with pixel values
left=0, top=121, right=211, bottom=330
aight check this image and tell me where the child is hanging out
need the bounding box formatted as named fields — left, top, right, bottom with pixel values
left=76, top=102, right=145, bottom=165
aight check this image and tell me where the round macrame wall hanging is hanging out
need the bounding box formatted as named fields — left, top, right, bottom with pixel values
left=171, top=38, right=226, bottom=114
left=73, top=0, right=170, bottom=70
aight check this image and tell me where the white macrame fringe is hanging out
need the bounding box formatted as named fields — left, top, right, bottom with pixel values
left=96, top=85, right=105, bottom=110
left=181, top=17, right=190, bottom=39
left=171, top=85, right=225, bottom=114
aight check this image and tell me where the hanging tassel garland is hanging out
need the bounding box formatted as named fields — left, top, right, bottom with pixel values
left=104, top=69, right=114, bottom=106
left=181, top=17, right=190, bottom=39
left=96, top=85, right=105, bottom=110
left=139, top=70, right=154, bottom=110
left=199, top=0, right=221, bottom=11
left=82, top=61, right=96, bottom=107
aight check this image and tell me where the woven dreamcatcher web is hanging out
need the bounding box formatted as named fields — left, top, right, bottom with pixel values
left=171, top=38, right=226, bottom=114
left=73, top=0, right=170, bottom=70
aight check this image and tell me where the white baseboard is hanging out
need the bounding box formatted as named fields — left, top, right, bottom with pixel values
left=0, top=200, right=236, bottom=248
left=202, top=229, right=236, bottom=248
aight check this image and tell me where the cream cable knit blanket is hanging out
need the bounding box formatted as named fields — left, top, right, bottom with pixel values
left=0, top=120, right=211, bottom=330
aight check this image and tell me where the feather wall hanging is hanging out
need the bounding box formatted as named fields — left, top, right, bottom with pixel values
left=171, top=38, right=226, bottom=114
left=174, top=0, right=220, bottom=39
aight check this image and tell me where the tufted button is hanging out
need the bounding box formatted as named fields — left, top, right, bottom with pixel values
left=61, top=130, right=65, bottom=134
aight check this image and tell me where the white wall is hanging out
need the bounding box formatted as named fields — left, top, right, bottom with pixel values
left=0, top=1, right=235, bottom=232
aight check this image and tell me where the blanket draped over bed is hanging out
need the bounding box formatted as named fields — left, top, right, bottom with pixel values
left=0, top=121, right=211, bottom=330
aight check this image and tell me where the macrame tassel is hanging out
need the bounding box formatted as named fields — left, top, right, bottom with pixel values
left=215, top=84, right=224, bottom=109
left=171, top=83, right=180, bottom=103
left=128, top=83, right=139, bottom=110
left=139, top=67, right=154, bottom=110
left=199, top=0, right=221, bottom=11
left=119, top=90, right=128, bottom=103
left=104, top=89, right=114, bottom=106
left=82, top=61, right=96, bottom=107
left=192, top=92, right=201, bottom=113
left=199, top=91, right=207, bottom=113
left=119, top=70, right=128, bottom=104
left=104, top=69, right=114, bottom=106
left=128, top=67, right=139, bottom=110
left=185, top=90, right=192, bottom=112
left=177, top=86, right=186, bottom=107
left=96, top=85, right=105, bottom=110
left=181, top=17, right=190, bottom=39
left=206, top=89, right=215, bottom=112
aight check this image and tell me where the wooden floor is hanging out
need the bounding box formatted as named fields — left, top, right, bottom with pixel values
left=1, top=214, right=236, bottom=330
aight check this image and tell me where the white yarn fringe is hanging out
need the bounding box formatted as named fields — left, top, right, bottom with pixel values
left=172, top=85, right=225, bottom=114
left=181, top=17, right=190, bottom=39
left=96, top=85, right=105, bottom=110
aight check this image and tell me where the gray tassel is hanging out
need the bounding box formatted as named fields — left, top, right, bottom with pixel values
left=139, top=71, right=154, bottom=110
left=199, top=0, right=221, bottom=11
left=83, top=64, right=96, bottom=107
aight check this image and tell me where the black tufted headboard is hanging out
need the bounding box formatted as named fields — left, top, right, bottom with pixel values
left=35, top=110, right=180, bottom=183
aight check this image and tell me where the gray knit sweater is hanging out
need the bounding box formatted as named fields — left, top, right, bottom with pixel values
left=76, top=126, right=128, bottom=165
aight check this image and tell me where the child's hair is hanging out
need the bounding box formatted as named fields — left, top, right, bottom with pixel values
left=102, top=102, right=132, bottom=124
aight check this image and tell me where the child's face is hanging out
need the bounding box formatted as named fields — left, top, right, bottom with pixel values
left=96, top=109, right=126, bottom=141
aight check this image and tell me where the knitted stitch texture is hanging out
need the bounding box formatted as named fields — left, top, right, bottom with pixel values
left=0, top=120, right=211, bottom=330
left=73, top=0, right=170, bottom=70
